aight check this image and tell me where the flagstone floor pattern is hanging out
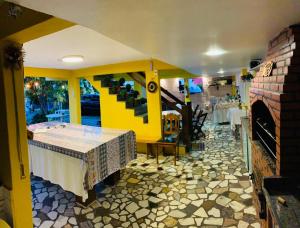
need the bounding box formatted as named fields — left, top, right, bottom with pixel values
left=32, top=123, right=260, bottom=228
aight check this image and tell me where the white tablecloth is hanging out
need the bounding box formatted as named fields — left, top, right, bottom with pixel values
left=162, top=110, right=181, bottom=116
left=213, top=102, right=239, bottom=124
left=226, top=107, right=247, bottom=130
left=213, top=108, right=229, bottom=124
left=29, top=144, right=88, bottom=199
left=28, top=122, right=136, bottom=201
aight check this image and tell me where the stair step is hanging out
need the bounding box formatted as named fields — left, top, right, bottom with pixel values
left=137, top=113, right=148, bottom=124
left=94, top=75, right=113, bottom=81
left=117, top=94, right=126, bottom=102
left=94, top=75, right=102, bottom=81
left=109, top=87, right=119, bottom=95
left=94, top=75, right=113, bottom=87
left=97, top=80, right=148, bottom=124
left=134, top=104, right=147, bottom=116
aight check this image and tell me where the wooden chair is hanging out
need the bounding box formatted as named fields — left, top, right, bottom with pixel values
left=156, top=113, right=181, bottom=165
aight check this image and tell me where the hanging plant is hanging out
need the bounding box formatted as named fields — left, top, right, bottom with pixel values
left=3, top=43, right=26, bottom=179
left=4, top=43, right=25, bottom=70
left=241, top=72, right=254, bottom=82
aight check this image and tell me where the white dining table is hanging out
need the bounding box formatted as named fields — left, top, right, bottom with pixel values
left=28, top=122, right=136, bottom=202
left=226, top=107, right=247, bottom=130
left=213, top=102, right=239, bottom=124
left=46, top=109, right=70, bottom=122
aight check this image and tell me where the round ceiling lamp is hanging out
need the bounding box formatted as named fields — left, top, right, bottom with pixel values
left=204, top=46, right=227, bottom=56
left=217, top=69, right=225, bottom=74
left=61, top=55, right=84, bottom=63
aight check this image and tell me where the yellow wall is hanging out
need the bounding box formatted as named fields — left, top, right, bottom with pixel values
left=241, top=68, right=248, bottom=76
left=0, top=6, right=75, bottom=227
left=6, top=17, right=74, bottom=44
left=158, top=69, right=194, bottom=79
left=23, top=58, right=197, bottom=143
left=97, top=69, right=162, bottom=141
left=0, top=42, right=33, bottom=228
left=84, top=61, right=163, bottom=141
left=24, top=59, right=190, bottom=141
left=24, top=67, right=81, bottom=124
left=24, top=67, right=72, bottom=79
left=232, top=75, right=237, bottom=96
left=73, top=59, right=184, bottom=78
left=68, top=77, right=81, bottom=124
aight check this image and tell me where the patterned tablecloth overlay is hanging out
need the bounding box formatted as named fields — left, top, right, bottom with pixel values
left=28, top=122, right=137, bottom=191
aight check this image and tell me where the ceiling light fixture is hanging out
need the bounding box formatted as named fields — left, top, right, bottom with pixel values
left=61, top=55, right=84, bottom=63
left=217, top=69, right=225, bottom=74
left=204, top=46, right=227, bottom=56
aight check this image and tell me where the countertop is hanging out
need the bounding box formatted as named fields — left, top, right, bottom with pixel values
left=263, top=177, right=300, bottom=228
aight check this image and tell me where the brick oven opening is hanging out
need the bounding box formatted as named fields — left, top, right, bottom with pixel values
left=252, top=101, right=276, bottom=160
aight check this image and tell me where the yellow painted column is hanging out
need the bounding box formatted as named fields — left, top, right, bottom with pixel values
left=232, top=75, right=237, bottom=96
left=68, top=77, right=81, bottom=124
left=0, top=41, right=32, bottom=227
left=145, top=69, right=162, bottom=139
left=241, top=68, right=248, bottom=76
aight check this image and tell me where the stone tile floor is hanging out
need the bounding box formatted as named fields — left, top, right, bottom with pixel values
left=32, top=122, right=260, bottom=228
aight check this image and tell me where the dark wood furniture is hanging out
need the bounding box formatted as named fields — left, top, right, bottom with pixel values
left=192, top=111, right=207, bottom=140
left=192, top=104, right=200, bottom=119
left=156, top=113, right=181, bottom=165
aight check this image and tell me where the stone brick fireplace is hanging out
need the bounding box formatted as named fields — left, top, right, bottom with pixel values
left=249, top=25, right=300, bottom=221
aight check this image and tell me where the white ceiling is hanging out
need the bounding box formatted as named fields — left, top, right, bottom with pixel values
left=12, top=0, right=300, bottom=75
left=23, top=25, right=148, bottom=69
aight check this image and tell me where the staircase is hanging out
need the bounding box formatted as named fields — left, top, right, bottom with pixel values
left=126, top=72, right=192, bottom=148
left=90, top=72, right=192, bottom=148
left=94, top=75, right=148, bottom=123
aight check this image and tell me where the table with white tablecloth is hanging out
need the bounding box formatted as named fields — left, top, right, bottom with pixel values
left=212, top=102, right=239, bottom=124
left=28, top=122, right=136, bottom=202
left=226, top=107, right=247, bottom=130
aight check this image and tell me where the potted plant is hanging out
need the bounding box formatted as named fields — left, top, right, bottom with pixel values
left=134, top=98, right=141, bottom=107
left=109, top=81, right=120, bottom=94
left=133, top=90, right=139, bottom=99
left=125, top=84, right=132, bottom=92
left=241, top=72, right=254, bottom=81
left=139, top=97, right=147, bottom=104
left=119, top=77, right=125, bottom=87
left=101, top=75, right=113, bottom=87
left=126, top=96, right=135, bottom=108
left=117, top=88, right=127, bottom=101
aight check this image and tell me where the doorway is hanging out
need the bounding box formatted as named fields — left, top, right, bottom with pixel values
left=80, top=78, right=101, bottom=126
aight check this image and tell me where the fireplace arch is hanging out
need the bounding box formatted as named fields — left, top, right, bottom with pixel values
left=251, top=100, right=276, bottom=160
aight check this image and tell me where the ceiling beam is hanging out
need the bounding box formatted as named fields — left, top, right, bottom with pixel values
left=1, top=2, right=75, bottom=43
